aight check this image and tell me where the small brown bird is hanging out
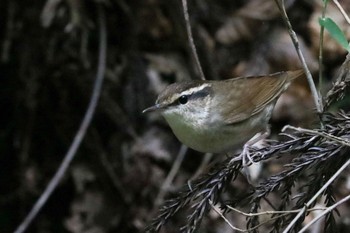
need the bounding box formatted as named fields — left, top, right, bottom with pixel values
left=143, top=70, right=304, bottom=154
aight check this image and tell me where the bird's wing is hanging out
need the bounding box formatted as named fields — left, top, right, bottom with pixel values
left=220, top=70, right=303, bottom=124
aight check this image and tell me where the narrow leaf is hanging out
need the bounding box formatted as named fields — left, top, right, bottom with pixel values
left=319, top=17, right=350, bottom=51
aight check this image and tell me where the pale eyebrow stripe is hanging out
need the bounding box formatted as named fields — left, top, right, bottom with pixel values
left=179, top=83, right=210, bottom=96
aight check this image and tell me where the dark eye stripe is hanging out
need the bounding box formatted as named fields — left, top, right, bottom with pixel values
left=189, top=86, right=211, bottom=100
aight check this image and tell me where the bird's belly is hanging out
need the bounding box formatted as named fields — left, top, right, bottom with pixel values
left=177, top=124, right=261, bottom=153
left=164, top=107, right=271, bottom=153
left=166, top=118, right=263, bottom=153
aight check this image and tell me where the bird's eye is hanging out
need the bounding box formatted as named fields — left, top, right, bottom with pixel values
left=178, top=95, right=188, bottom=104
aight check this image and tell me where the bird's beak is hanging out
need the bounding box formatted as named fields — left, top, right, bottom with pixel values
left=142, top=104, right=164, bottom=113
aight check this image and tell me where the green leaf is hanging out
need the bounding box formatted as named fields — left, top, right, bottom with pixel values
left=319, top=17, right=350, bottom=51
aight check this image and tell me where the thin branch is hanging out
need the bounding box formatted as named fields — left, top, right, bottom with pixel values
left=298, top=194, right=350, bottom=233
left=274, top=0, right=323, bottom=114
left=210, top=201, right=245, bottom=232
left=319, top=0, right=328, bottom=94
left=282, top=125, right=350, bottom=147
left=14, top=4, right=107, bottom=233
left=282, top=158, right=350, bottom=233
left=226, top=206, right=327, bottom=217
left=215, top=202, right=324, bottom=233
left=155, top=145, right=188, bottom=207
left=181, top=0, right=206, bottom=80
left=332, top=0, right=350, bottom=25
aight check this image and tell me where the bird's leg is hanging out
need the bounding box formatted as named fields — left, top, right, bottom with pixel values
left=240, top=127, right=271, bottom=167
left=230, top=128, right=270, bottom=184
